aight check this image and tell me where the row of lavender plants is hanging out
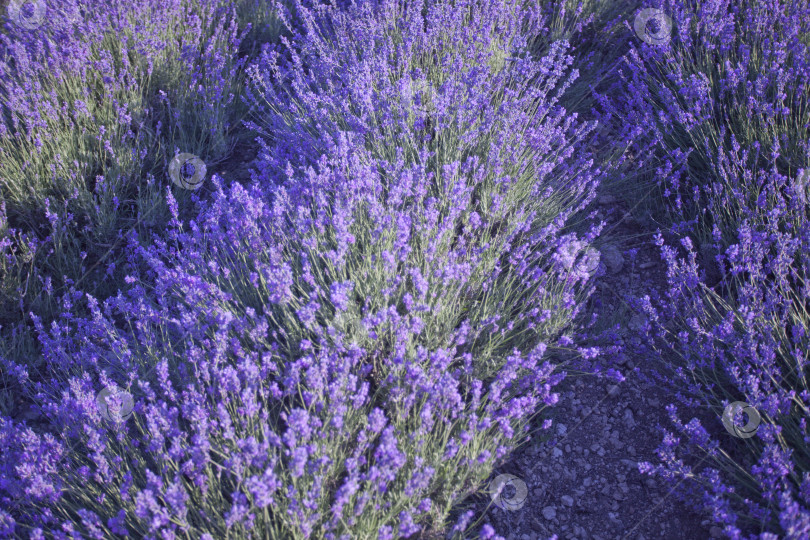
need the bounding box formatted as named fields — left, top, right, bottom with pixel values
left=0, top=0, right=280, bottom=398
left=595, top=0, right=810, bottom=537
left=1, top=0, right=610, bottom=537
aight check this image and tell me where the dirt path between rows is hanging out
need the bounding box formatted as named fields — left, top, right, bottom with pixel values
left=440, top=189, right=724, bottom=540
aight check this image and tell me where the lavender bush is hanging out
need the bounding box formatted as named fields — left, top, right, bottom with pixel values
left=0, top=0, right=268, bottom=419
left=595, top=1, right=810, bottom=537
left=0, top=0, right=608, bottom=538
left=0, top=0, right=258, bottom=317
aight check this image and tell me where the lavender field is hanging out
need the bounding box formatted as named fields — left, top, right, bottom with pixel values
left=0, top=1, right=808, bottom=538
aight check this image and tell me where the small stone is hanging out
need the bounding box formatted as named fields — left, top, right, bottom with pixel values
left=710, top=526, right=723, bottom=538
left=561, top=495, right=574, bottom=507
left=628, top=313, right=646, bottom=332
left=542, top=506, right=557, bottom=520
left=600, top=244, right=625, bottom=274
left=583, top=477, right=592, bottom=487
left=639, top=261, right=655, bottom=269
left=598, top=194, right=617, bottom=205
left=623, top=409, right=636, bottom=427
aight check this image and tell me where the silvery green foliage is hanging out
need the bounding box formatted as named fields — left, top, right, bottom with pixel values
left=0, top=1, right=604, bottom=538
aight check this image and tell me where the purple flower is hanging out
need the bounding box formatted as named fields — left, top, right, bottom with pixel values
left=1, top=0, right=611, bottom=537
left=329, top=280, right=354, bottom=312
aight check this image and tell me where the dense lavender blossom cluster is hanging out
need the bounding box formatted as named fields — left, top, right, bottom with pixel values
left=12, top=0, right=810, bottom=536
left=0, top=0, right=603, bottom=538
left=596, top=1, right=810, bottom=537
left=0, top=0, right=250, bottom=339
